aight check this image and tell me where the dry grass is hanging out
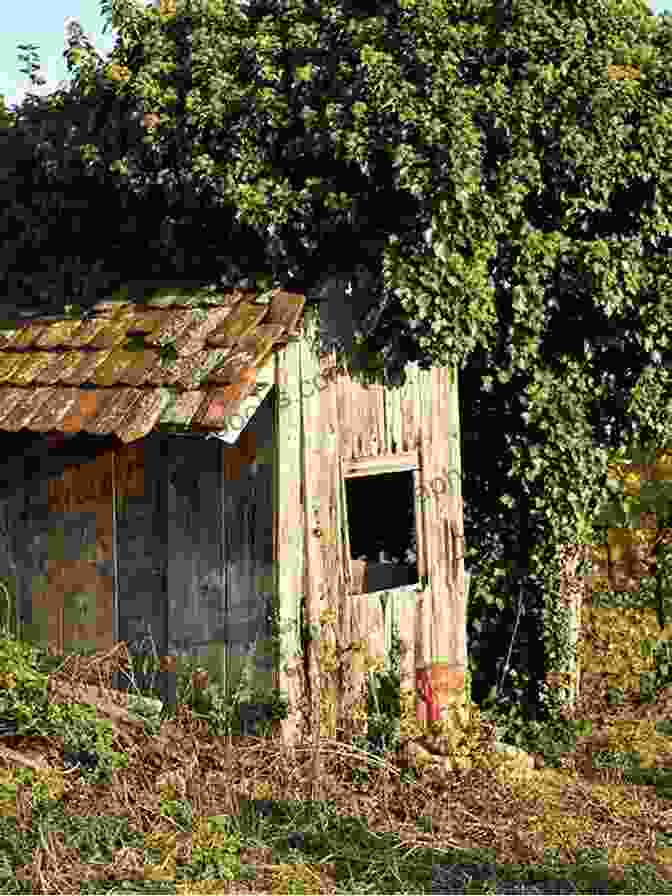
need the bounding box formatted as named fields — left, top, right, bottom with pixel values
left=1, top=633, right=672, bottom=894
left=1, top=688, right=671, bottom=894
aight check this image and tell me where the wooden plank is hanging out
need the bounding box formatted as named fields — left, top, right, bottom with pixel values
left=430, top=364, right=450, bottom=666
left=0, top=744, right=51, bottom=772
left=220, top=393, right=275, bottom=698
left=415, top=437, right=433, bottom=682
left=350, top=376, right=368, bottom=459
left=337, top=368, right=354, bottom=462
left=402, top=365, right=421, bottom=454
left=340, top=371, right=386, bottom=459
left=384, top=373, right=400, bottom=455
left=274, top=337, right=305, bottom=745
left=346, top=592, right=386, bottom=736
left=113, top=434, right=170, bottom=700
left=214, top=361, right=274, bottom=444
left=16, top=443, right=117, bottom=655
left=316, top=351, right=342, bottom=740
left=389, top=588, right=416, bottom=697
left=414, top=366, right=466, bottom=724
left=0, top=436, right=25, bottom=638
left=298, top=312, right=326, bottom=786
left=165, top=435, right=228, bottom=689
left=445, top=365, right=467, bottom=677
left=383, top=364, right=419, bottom=455
left=361, top=380, right=385, bottom=458
left=343, top=451, right=418, bottom=478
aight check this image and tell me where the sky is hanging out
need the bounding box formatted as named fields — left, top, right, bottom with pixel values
left=0, top=0, right=150, bottom=111
left=2, top=0, right=672, bottom=112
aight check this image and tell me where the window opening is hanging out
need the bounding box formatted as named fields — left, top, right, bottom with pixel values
left=345, top=470, right=418, bottom=593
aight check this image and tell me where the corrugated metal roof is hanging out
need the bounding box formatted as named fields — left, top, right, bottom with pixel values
left=0, top=288, right=305, bottom=444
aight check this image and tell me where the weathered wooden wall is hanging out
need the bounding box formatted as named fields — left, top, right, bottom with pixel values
left=115, top=436, right=169, bottom=675
left=274, top=335, right=308, bottom=743
left=0, top=316, right=465, bottom=742
left=0, top=433, right=125, bottom=654
left=336, top=360, right=465, bottom=726
left=274, top=312, right=465, bottom=741
left=0, top=401, right=277, bottom=708
left=220, top=392, right=276, bottom=697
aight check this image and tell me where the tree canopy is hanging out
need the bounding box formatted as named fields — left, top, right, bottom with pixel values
left=2, top=0, right=672, bottom=715
left=0, top=0, right=669, bottom=383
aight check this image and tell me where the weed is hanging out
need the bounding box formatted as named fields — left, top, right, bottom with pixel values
left=1, top=621, right=672, bottom=895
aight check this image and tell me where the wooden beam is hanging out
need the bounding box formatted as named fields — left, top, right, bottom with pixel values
left=343, top=451, right=418, bottom=478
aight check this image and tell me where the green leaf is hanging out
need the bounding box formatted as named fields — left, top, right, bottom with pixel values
left=123, top=333, right=148, bottom=352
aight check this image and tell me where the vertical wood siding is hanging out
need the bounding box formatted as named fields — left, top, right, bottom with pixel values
left=280, top=315, right=465, bottom=737
left=274, top=338, right=306, bottom=743
left=219, top=392, right=275, bottom=696
left=115, top=436, right=169, bottom=672
left=165, top=436, right=226, bottom=679
left=0, top=318, right=465, bottom=741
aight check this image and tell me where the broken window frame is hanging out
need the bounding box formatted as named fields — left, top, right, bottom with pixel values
left=341, top=451, right=422, bottom=597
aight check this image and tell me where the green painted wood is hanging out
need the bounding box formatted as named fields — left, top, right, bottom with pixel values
left=274, top=338, right=304, bottom=667
left=297, top=312, right=328, bottom=740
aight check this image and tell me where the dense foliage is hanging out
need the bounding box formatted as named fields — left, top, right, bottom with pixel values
left=1, top=0, right=672, bottom=726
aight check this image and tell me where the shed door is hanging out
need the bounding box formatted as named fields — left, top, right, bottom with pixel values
left=24, top=448, right=116, bottom=655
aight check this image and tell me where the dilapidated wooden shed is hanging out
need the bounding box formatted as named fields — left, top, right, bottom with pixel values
left=0, top=286, right=466, bottom=743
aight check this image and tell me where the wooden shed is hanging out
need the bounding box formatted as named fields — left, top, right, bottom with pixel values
left=0, top=286, right=467, bottom=743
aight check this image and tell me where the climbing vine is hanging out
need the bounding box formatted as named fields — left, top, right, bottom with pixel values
left=0, top=0, right=671, bottom=727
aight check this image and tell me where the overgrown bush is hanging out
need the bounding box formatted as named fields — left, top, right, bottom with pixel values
left=639, top=636, right=672, bottom=703
left=0, top=636, right=129, bottom=784
left=349, top=626, right=405, bottom=784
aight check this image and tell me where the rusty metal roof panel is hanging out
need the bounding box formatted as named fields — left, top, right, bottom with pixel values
left=143, top=286, right=255, bottom=308
left=238, top=326, right=285, bottom=370
left=34, top=319, right=87, bottom=349
left=179, top=348, right=230, bottom=388
left=142, top=308, right=203, bottom=350
left=8, top=323, right=49, bottom=349
left=75, top=389, right=130, bottom=434
left=57, top=348, right=115, bottom=385
left=88, top=346, right=150, bottom=387
left=86, top=314, right=139, bottom=350
left=191, top=383, right=255, bottom=429
left=91, top=298, right=133, bottom=313
left=81, top=388, right=146, bottom=436
left=109, top=346, right=162, bottom=386
left=209, top=348, right=259, bottom=385
left=114, top=307, right=167, bottom=340
left=0, top=329, right=19, bottom=351
left=23, top=387, right=83, bottom=431
left=206, top=301, right=269, bottom=349
left=33, top=350, right=87, bottom=385
left=5, top=352, right=56, bottom=386
left=159, top=389, right=207, bottom=426
left=0, top=387, right=35, bottom=424
left=59, top=391, right=111, bottom=434
left=0, top=386, right=58, bottom=431
left=144, top=348, right=222, bottom=388
left=0, top=287, right=304, bottom=441
left=115, top=388, right=174, bottom=443
left=63, top=314, right=120, bottom=349
left=171, top=306, right=235, bottom=356
left=0, top=353, right=29, bottom=384
left=265, top=291, right=306, bottom=333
